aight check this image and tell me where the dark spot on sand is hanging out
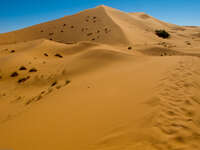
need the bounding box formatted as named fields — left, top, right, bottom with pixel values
left=51, top=81, right=57, bottom=87
left=128, top=46, right=132, bottom=50
left=65, top=80, right=71, bottom=85
left=29, top=68, right=37, bottom=73
left=44, top=53, right=48, bottom=57
left=18, top=76, right=30, bottom=83
left=54, top=53, right=63, bottom=58
left=10, top=72, right=18, bottom=77
left=10, top=50, right=15, bottom=53
left=19, top=66, right=27, bottom=71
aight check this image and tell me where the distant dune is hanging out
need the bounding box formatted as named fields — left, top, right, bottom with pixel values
left=0, top=5, right=200, bottom=150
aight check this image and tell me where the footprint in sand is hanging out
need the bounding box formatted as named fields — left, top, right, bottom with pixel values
left=56, top=85, right=62, bottom=89
left=105, top=28, right=111, bottom=33
left=49, top=32, right=54, bottom=36
left=87, top=33, right=93, bottom=36
left=81, top=28, right=85, bottom=32
left=65, top=80, right=71, bottom=85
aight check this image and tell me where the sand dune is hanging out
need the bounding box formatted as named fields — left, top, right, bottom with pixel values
left=0, top=5, right=200, bottom=150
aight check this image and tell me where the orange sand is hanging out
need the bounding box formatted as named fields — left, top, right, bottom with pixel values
left=0, top=5, right=200, bottom=150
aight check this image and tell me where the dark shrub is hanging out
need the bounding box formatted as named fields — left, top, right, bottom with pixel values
left=51, top=81, right=57, bottom=87
left=29, top=68, right=37, bottom=73
left=19, top=66, right=27, bottom=71
left=18, top=76, right=30, bottom=83
left=10, top=50, right=15, bottom=53
left=54, top=53, right=63, bottom=58
left=10, top=72, right=18, bottom=77
left=155, top=30, right=170, bottom=39
left=44, top=53, right=48, bottom=57
left=128, top=46, right=132, bottom=50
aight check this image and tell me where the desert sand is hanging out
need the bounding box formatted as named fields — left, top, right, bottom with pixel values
left=0, top=5, right=200, bottom=150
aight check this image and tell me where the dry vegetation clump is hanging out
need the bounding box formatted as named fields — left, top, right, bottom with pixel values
left=29, top=68, right=37, bottom=73
left=54, top=53, right=63, bottom=58
left=19, top=66, right=27, bottom=71
left=155, top=30, right=170, bottom=39
left=10, top=72, right=18, bottom=77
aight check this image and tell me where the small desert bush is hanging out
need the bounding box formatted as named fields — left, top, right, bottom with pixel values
left=10, top=72, right=18, bottom=77
left=29, top=68, right=37, bottom=73
left=19, top=66, right=27, bottom=71
left=155, top=30, right=170, bottom=39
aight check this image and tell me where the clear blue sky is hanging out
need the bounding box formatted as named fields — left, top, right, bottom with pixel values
left=0, top=0, right=199, bottom=33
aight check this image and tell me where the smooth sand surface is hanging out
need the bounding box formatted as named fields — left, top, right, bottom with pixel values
left=0, top=5, right=200, bottom=150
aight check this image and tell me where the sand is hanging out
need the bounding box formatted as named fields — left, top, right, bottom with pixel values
left=0, top=5, right=200, bottom=150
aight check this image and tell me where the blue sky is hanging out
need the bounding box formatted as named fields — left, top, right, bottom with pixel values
left=0, top=0, right=199, bottom=33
